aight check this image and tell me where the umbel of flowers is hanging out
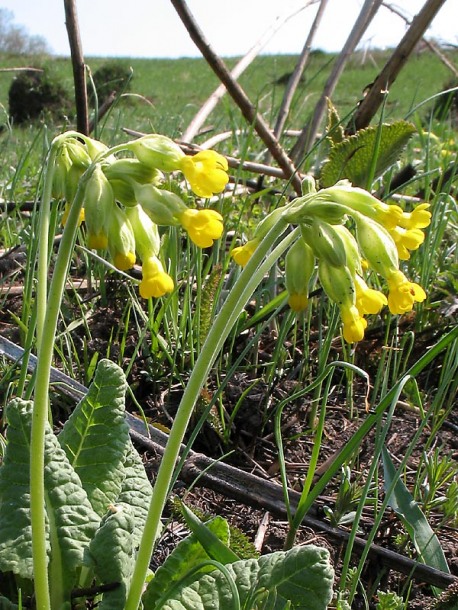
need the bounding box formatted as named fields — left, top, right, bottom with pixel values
left=231, top=177, right=431, bottom=343
left=54, top=133, right=229, bottom=298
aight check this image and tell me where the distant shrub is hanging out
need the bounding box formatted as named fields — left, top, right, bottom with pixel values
left=8, top=69, right=72, bottom=124
left=88, top=62, right=132, bottom=106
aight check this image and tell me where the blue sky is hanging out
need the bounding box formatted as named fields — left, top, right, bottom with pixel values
left=2, top=0, right=456, bottom=58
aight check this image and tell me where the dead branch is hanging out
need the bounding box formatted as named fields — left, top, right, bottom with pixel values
left=182, top=1, right=317, bottom=143
left=64, top=0, right=89, bottom=135
left=169, top=0, right=302, bottom=195
left=122, top=127, right=302, bottom=181
left=348, top=0, right=449, bottom=133
left=0, top=333, right=456, bottom=591
left=272, top=0, right=329, bottom=148
left=382, top=1, right=458, bottom=79
left=290, top=0, right=384, bottom=163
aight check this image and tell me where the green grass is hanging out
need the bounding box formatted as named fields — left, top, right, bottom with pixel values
left=1, top=49, right=456, bottom=141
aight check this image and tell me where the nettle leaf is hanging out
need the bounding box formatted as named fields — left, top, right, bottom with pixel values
left=147, top=545, right=334, bottom=610
left=0, top=399, right=100, bottom=587
left=142, top=516, right=231, bottom=609
left=326, top=98, right=345, bottom=146
left=116, top=440, right=152, bottom=547
left=86, top=502, right=136, bottom=610
left=58, top=359, right=130, bottom=517
left=320, top=121, right=416, bottom=187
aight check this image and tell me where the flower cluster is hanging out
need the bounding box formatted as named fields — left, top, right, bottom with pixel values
left=231, top=179, right=431, bottom=343
left=54, top=134, right=229, bottom=298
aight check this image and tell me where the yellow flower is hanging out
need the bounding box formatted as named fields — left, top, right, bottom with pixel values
left=87, top=232, right=108, bottom=250
left=397, top=203, right=431, bottom=230
left=62, top=203, right=85, bottom=227
left=354, top=274, right=387, bottom=315
left=386, top=270, right=426, bottom=314
left=288, top=293, right=309, bottom=312
left=180, top=150, right=229, bottom=198
left=113, top=251, right=136, bottom=271
left=341, top=305, right=368, bottom=343
left=179, top=208, right=224, bottom=248
left=231, top=239, right=260, bottom=267
left=389, top=226, right=425, bottom=260
left=139, top=256, right=174, bottom=299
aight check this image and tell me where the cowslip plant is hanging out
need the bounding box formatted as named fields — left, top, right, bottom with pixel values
left=0, top=125, right=433, bottom=608
left=0, top=130, right=336, bottom=609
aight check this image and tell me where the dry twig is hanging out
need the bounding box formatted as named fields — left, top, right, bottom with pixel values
left=169, top=0, right=303, bottom=195
left=64, top=0, right=89, bottom=135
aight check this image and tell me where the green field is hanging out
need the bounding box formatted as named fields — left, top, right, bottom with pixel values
left=1, top=48, right=456, bottom=143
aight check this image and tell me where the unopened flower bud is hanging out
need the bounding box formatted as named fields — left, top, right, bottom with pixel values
left=318, top=260, right=366, bottom=343
left=84, top=165, right=114, bottom=250
left=127, top=135, right=185, bottom=171
left=353, top=213, right=399, bottom=279
left=301, top=219, right=347, bottom=268
left=125, top=204, right=161, bottom=261
left=107, top=205, right=136, bottom=271
left=134, top=183, right=187, bottom=225
left=285, top=238, right=315, bottom=312
left=103, top=158, right=162, bottom=185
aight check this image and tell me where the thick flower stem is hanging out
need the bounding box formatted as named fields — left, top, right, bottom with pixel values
left=31, top=145, right=94, bottom=610
left=125, top=222, right=298, bottom=610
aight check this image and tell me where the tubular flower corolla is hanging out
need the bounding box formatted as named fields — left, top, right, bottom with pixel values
left=386, top=270, right=426, bottom=314
left=179, top=150, right=229, bottom=198
left=139, top=256, right=174, bottom=299
left=231, top=239, right=260, bottom=267
left=179, top=209, right=224, bottom=248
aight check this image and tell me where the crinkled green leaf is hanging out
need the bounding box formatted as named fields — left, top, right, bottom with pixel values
left=142, top=516, right=230, bottom=609
left=44, top=412, right=101, bottom=594
left=149, top=545, right=334, bottom=610
left=116, top=440, right=152, bottom=547
left=382, top=447, right=450, bottom=578
left=320, top=121, right=416, bottom=187
left=0, top=399, right=99, bottom=588
left=0, top=399, right=39, bottom=578
left=58, top=359, right=130, bottom=516
left=85, top=502, right=136, bottom=610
